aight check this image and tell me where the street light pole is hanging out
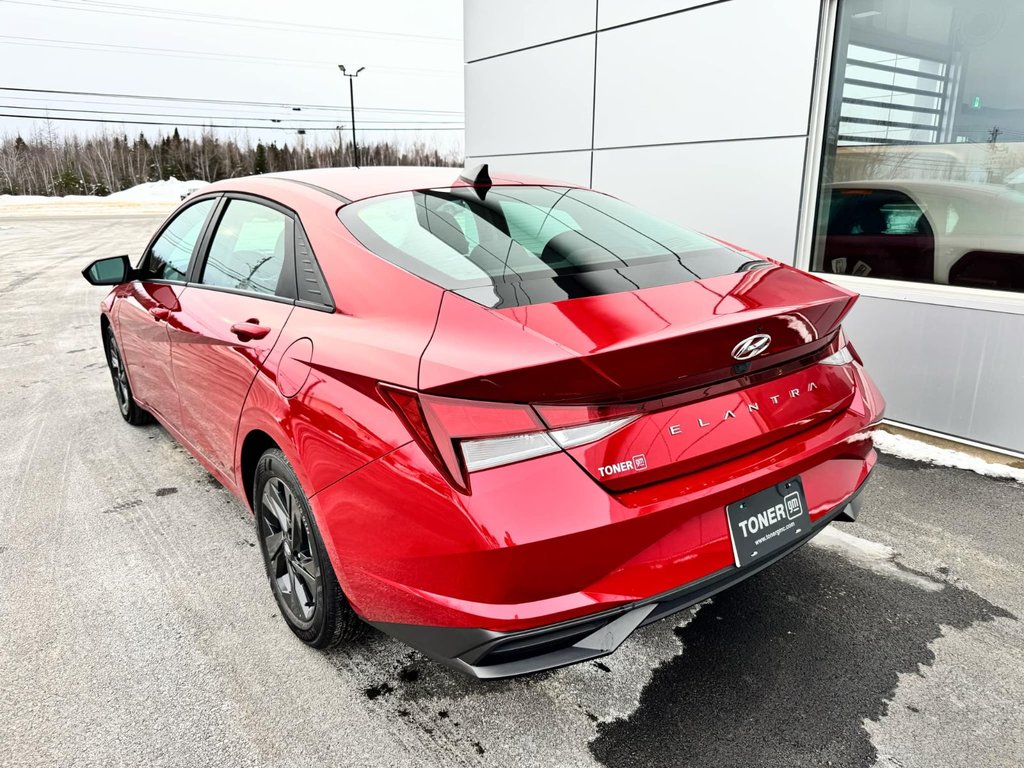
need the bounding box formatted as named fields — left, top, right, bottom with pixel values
left=338, top=65, right=365, bottom=167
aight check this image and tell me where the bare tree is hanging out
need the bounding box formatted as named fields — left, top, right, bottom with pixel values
left=0, top=131, right=462, bottom=196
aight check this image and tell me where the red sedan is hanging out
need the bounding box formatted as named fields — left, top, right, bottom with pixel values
left=82, top=166, right=884, bottom=678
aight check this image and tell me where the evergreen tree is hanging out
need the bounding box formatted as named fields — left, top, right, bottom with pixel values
left=254, top=142, right=268, bottom=174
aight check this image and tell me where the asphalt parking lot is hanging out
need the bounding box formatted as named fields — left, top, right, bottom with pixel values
left=1, top=208, right=1022, bottom=768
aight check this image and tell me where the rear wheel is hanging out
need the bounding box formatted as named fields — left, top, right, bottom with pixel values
left=254, top=448, right=360, bottom=648
left=105, top=326, right=151, bottom=425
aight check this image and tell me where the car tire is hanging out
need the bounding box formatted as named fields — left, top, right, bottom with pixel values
left=105, top=326, right=152, bottom=426
left=254, top=448, right=360, bottom=648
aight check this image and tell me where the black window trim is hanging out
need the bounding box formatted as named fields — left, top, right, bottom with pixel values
left=293, top=218, right=336, bottom=312
left=182, top=191, right=335, bottom=312
left=134, top=192, right=223, bottom=286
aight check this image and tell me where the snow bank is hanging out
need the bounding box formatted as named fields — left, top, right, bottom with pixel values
left=872, top=429, right=1024, bottom=484
left=106, top=177, right=209, bottom=202
left=0, top=177, right=209, bottom=205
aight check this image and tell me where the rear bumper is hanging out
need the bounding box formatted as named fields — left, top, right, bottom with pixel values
left=369, top=478, right=869, bottom=678
left=311, top=360, right=884, bottom=675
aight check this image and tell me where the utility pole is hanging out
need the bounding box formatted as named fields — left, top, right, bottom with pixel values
left=338, top=65, right=365, bottom=167
left=293, top=107, right=305, bottom=168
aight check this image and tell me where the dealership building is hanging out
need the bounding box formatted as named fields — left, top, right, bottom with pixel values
left=463, top=0, right=1024, bottom=455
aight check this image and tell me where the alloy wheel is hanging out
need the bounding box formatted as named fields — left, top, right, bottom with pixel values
left=261, top=476, right=321, bottom=627
left=107, top=333, right=130, bottom=416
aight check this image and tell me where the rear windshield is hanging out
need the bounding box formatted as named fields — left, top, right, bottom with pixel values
left=339, top=186, right=758, bottom=308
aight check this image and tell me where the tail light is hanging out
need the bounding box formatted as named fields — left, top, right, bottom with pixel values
left=820, top=327, right=860, bottom=366
left=820, top=345, right=853, bottom=366
left=380, top=384, right=637, bottom=493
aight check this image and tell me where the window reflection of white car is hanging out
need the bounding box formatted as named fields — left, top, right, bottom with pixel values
left=819, top=180, right=1024, bottom=292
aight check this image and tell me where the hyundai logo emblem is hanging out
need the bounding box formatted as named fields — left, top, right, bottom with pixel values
left=731, top=334, right=771, bottom=361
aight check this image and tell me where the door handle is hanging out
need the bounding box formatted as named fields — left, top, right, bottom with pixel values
left=149, top=306, right=170, bottom=321
left=230, top=321, right=271, bottom=342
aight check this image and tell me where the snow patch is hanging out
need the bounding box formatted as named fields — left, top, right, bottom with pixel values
left=0, top=177, right=208, bottom=205
left=811, top=525, right=942, bottom=592
left=106, top=177, right=208, bottom=202
left=872, top=430, right=1024, bottom=484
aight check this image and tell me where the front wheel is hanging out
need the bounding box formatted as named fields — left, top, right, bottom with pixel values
left=254, top=448, right=360, bottom=648
left=105, top=326, right=151, bottom=425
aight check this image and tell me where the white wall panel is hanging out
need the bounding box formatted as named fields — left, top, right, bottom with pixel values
left=598, top=0, right=712, bottom=30
left=843, top=297, right=1024, bottom=454
left=464, top=0, right=595, bottom=62
left=593, top=0, right=821, bottom=148
left=465, top=37, right=596, bottom=157
left=467, top=151, right=593, bottom=187
left=592, top=137, right=807, bottom=262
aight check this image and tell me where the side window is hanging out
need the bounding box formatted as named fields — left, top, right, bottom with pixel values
left=143, top=199, right=215, bottom=281
left=201, top=199, right=292, bottom=297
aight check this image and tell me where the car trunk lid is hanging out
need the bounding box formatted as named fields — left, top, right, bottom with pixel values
left=418, top=264, right=859, bottom=490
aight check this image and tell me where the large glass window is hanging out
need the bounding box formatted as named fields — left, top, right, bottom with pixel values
left=201, top=200, right=291, bottom=297
left=142, top=199, right=215, bottom=282
left=341, top=186, right=756, bottom=308
left=812, top=0, right=1024, bottom=294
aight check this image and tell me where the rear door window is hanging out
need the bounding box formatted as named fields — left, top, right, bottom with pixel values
left=200, top=199, right=292, bottom=297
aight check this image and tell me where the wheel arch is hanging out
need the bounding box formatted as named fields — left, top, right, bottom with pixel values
left=239, top=428, right=281, bottom=511
left=237, top=422, right=351, bottom=601
left=99, top=312, right=112, bottom=352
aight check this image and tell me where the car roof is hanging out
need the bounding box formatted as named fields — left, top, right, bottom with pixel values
left=202, top=165, right=577, bottom=203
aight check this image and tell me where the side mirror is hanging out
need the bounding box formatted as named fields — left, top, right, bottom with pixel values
left=82, top=255, right=132, bottom=286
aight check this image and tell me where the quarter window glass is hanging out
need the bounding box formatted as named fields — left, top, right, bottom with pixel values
left=144, top=199, right=214, bottom=281
left=202, top=200, right=290, bottom=296
left=812, top=0, right=1024, bottom=294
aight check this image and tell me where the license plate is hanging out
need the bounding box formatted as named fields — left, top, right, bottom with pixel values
left=726, top=477, right=808, bottom=568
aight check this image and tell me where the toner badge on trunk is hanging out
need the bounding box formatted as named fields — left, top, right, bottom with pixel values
left=598, top=453, right=647, bottom=478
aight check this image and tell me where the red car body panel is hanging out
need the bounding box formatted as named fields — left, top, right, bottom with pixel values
left=116, top=281, right=186, bottom=425
left=311, top=361, right=881, bottom=632
left=420, top=266, right=854, bottom=401
left=171, top=289, right=294, bottom=476
left=94, top=167, right=885, bottom=677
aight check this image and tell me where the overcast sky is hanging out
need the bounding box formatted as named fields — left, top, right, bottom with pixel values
left=0, top=0, right=464, bottom=151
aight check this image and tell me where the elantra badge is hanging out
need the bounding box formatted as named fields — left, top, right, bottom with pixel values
left=731, top=334, right=771, bottom=361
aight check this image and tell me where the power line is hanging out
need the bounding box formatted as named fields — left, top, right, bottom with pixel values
left=0, top=103, right=463, bottom=125
left=0, top=87, right=463, bottom=115
left=4, top=93, right=302, bottom=117
left=0, top=34, right=460, bottom=77
left=0, top=112, right=464, bottom=131
left=0, top=0, right=460, bottom=43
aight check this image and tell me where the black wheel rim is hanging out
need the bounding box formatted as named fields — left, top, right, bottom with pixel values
left=260, top=476, right=320, bottom=627
left=107, top=333, right=130, bottom=416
